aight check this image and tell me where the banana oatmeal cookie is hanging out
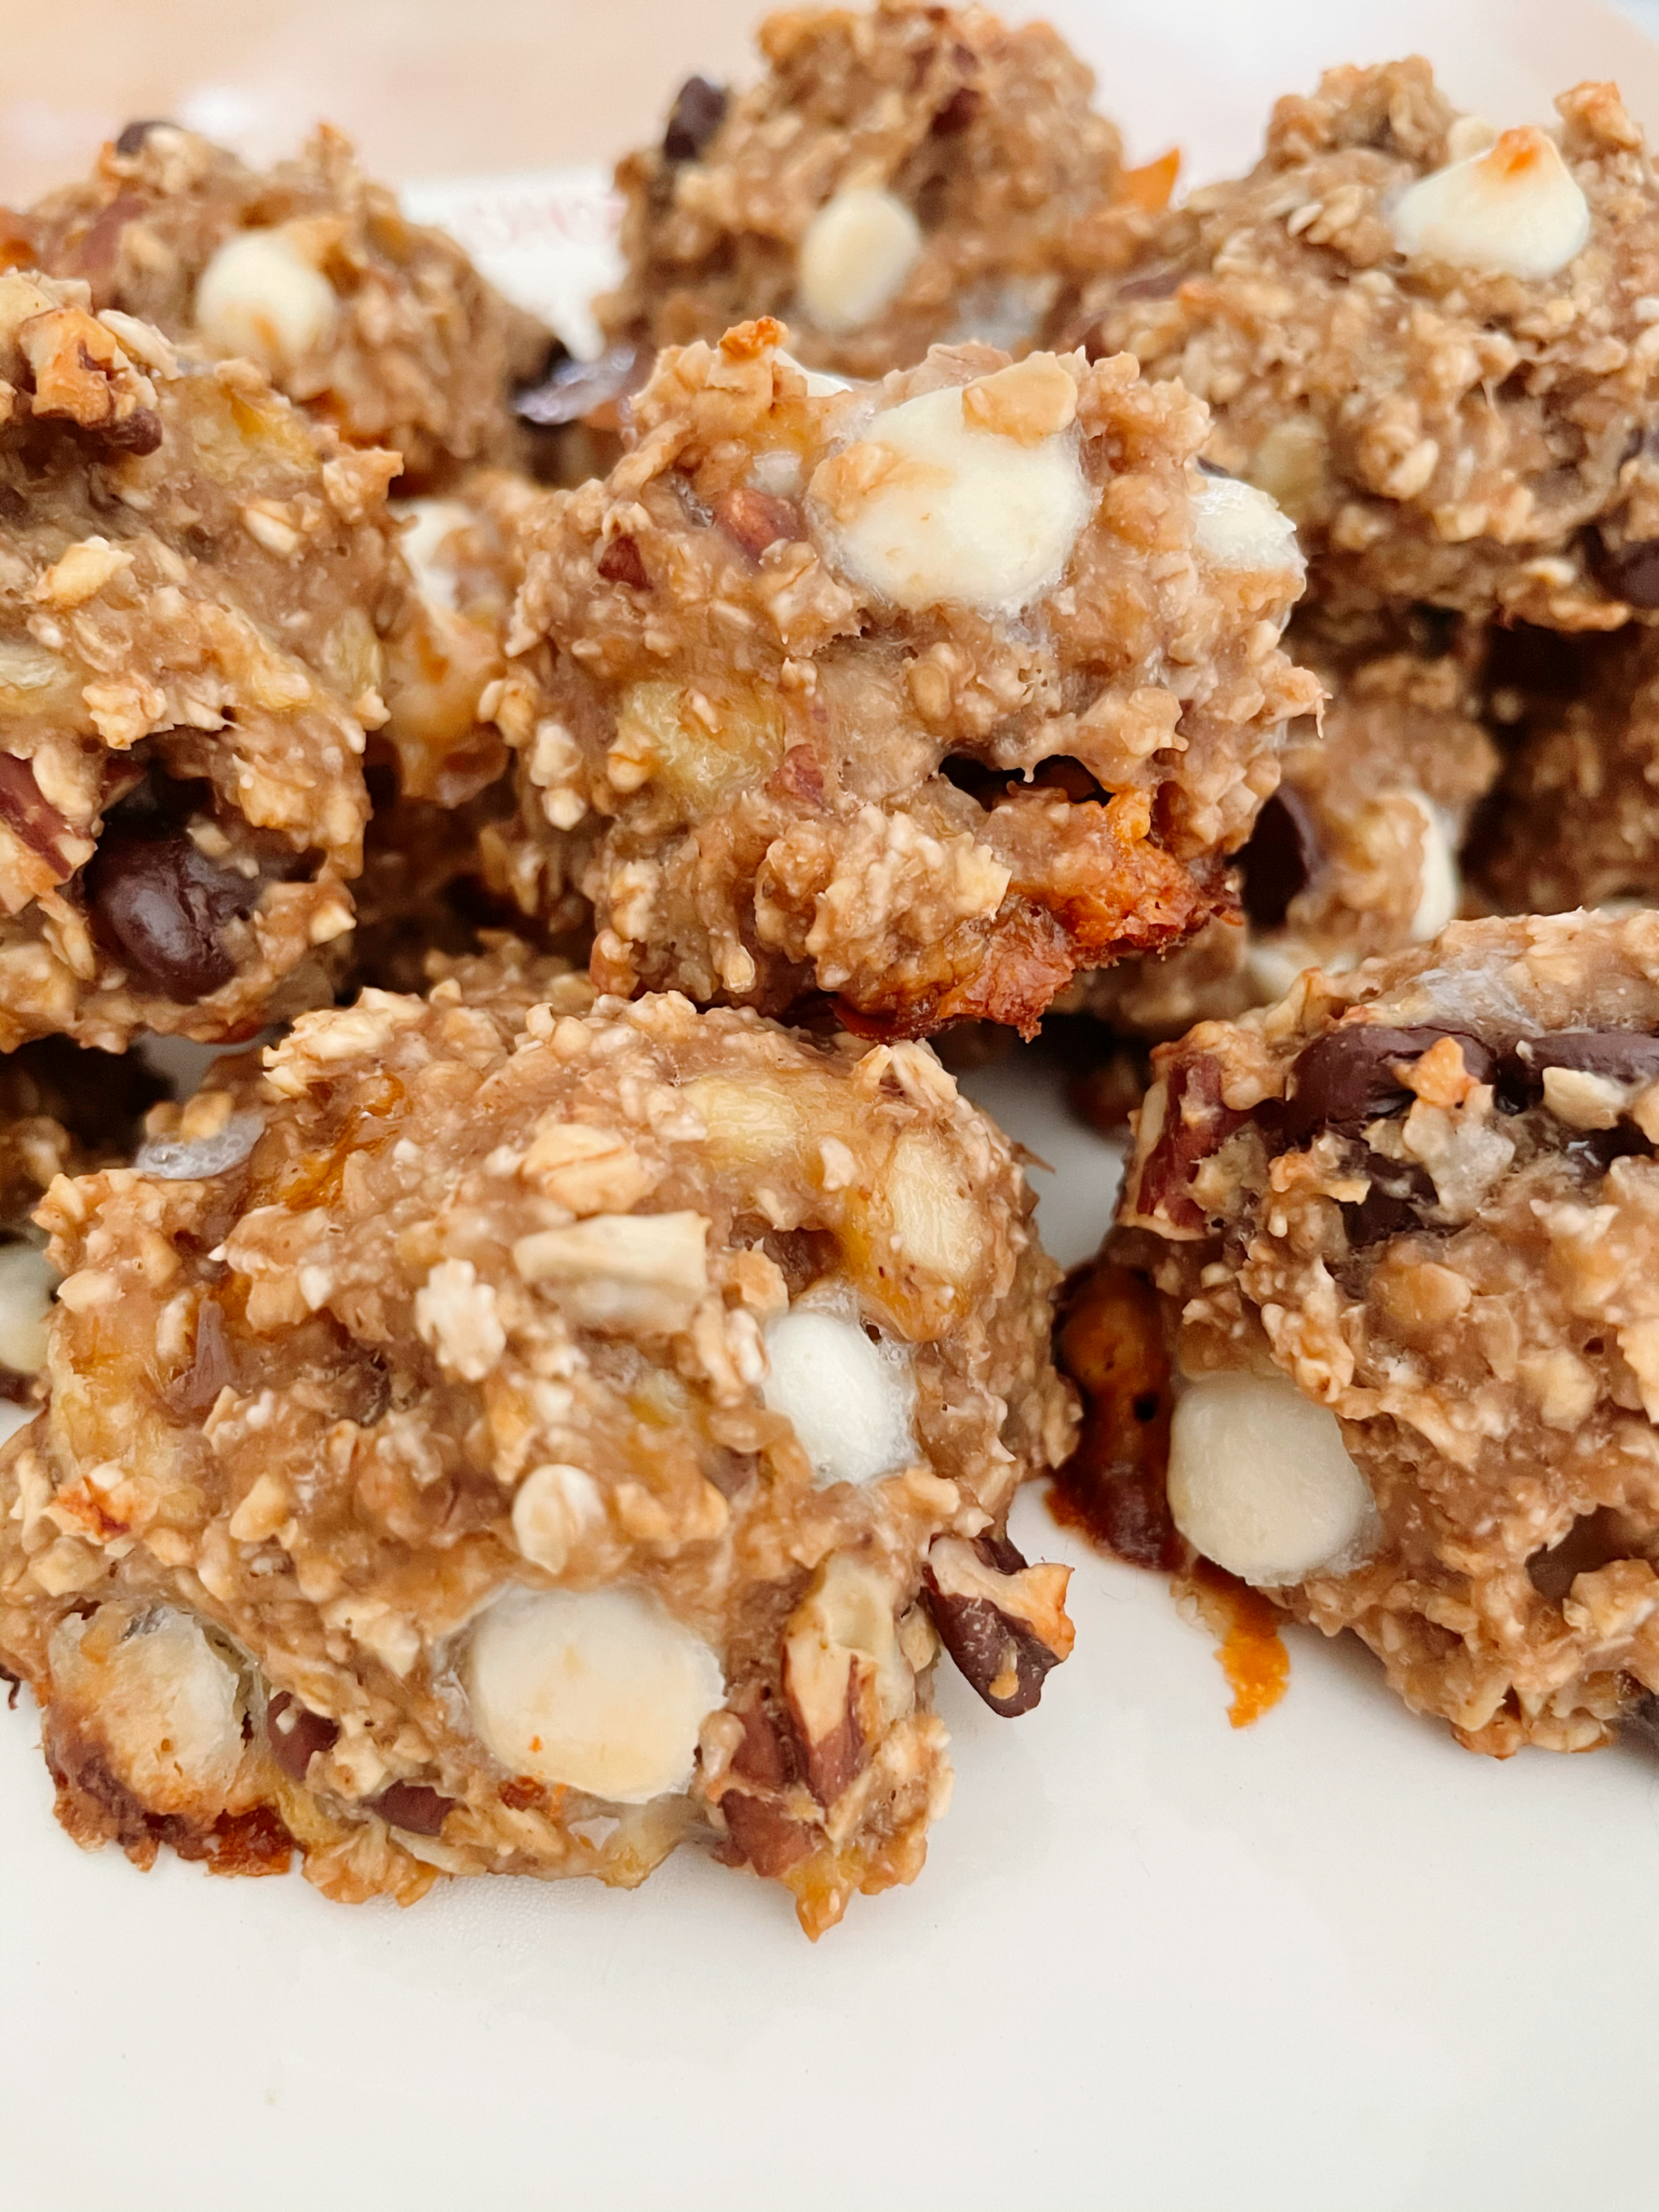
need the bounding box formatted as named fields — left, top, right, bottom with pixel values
left=10, top=122, right=548, bottom=490
left=1084, top=60, right=1659, bottom=628
left=0, top=963, right=1075, bottom=1934
left=1109, top=909, right=1659, bottom=1756
left=599, top=0, right=1154, bottom=382
left=501, top=319, right=1318, bottom=1037
left=1075, top=608, right=1496, bottom=1039
left=0, top=268, right=429, bottom=1048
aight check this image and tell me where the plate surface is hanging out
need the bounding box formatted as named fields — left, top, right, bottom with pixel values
left=8, top=7, right=1659, bottom=2209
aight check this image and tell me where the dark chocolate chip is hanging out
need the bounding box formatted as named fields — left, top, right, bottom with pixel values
left=370, top=1780, right=455, bottom=1836
left=1284, top=1025, right=1494, bottom=1145
left=1517, top=1031, right=1659, bottom=1088
left=1585, top=526, right=1659, bottom=611
left=1239, top=786, right=1321, bottom=930
left=85, top=826, right=259, bottom=1002
left=1575, top=1124, right=1655, bottom=1171
left=931, top=84, right=981, bottom=136
left=265, top=1691, right=339, bottom=1782
left=1339, top=1154, right=1436, bottom=1249
left=596, top=532, right=649, bottom=588
left=114, top=119, right=173, bottom=156
left=662, top=75, right=727, bottom=163
left=103, top=405, right=163, bottom=458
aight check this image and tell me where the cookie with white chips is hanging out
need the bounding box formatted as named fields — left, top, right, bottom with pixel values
left=1084, top=60, right=1659, bottom=627
left=501, top=318, right=1317, bottom=1037
left=0, top=950, right=1075, bottom=1935
left=600, top=0, right=1142, bottom=383
left=1104, top=910, right=1659, bottom=1757
left=14, top=121, right=548, bottom=491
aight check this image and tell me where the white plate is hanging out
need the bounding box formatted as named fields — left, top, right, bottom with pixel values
left=8, top=8, right=1659, bottom=2209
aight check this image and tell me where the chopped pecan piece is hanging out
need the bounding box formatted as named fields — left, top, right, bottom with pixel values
left=0, top=753, right=83, bottom=880
left=714, top=487, right=803, bottom=561
left=19, top=304, right=161, bottom=452
left=923, top=1533, right=1073, bottom=1715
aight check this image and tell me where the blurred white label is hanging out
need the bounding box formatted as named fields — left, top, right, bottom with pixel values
left=400, top=165, right=621, bottom=359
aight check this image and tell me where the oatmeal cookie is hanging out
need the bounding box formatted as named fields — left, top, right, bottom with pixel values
left=1110, top=910, right=1659, bottom=1756
left=599, top=0, right=1150, bottom=381
left=1074, top=607, right=1497, bottom=1039
left=0, top=269, right=427, bottom=1047
left=0, top=968, right=1075, bottom=1934
left=1085, top=61, right=1659, bottom=628
left=11, top=122, right=548, bottom=490
left=502, top=320, right=1317, bottom=1037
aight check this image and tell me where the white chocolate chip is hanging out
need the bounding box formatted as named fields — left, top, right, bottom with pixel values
left=0, top=1243, right=54, bottom=1375
left=466, top=1585, right=724, bottom=1803
left=48, top=1607, right=242, bottom=1821
left=762, top=1300, right=916, bottom=1487
left=797, top=187, right=922, bottom=335
left=510, top=1461, right=603, bottom=1573
left=812, top=377, right=1090, bottom=613
left=1406, top=794, right=1460, bottom=942
left=1390, top=126, right=1590, bottom=281
left=391, top=498, right=472, bottom=611
left=1189, top=471, right=1304, bottom=575
left=775, top=348, right=852, bottom=398
left=195, top=228, right=338, bottom=375
left=1167, top=1371, right=1379, bottom=1588
left=1446, top=115, right=1500, bottom=162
